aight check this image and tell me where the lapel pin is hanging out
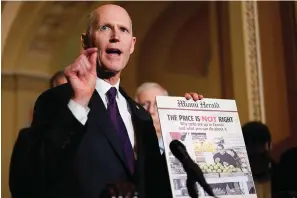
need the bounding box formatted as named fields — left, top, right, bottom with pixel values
left=136, top=105, right=139, bottom=109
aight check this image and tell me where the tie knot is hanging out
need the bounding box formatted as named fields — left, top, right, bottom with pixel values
left=107, top=87, right=117, bottom=102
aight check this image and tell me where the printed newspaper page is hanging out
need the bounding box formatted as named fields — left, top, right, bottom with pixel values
left=156, top=96, right=257, bottom=198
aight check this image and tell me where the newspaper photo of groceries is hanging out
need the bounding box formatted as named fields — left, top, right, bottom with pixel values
left=167, top=132, right=252, bottom=177
left=166, top=131, right=255, bottom=196
left=197, top=144, right=251, bottom=176
left=189, top=132, right=252, bottom=177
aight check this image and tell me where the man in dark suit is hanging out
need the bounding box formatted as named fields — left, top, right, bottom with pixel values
left=9, top=70, right=67, bottom=198
left=134, top=82, right=169, bottom=154
left=29, top=4, right=203, bottom=198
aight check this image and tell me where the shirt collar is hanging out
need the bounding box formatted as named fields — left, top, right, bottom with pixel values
left=96, top=77, right=120, bottom=98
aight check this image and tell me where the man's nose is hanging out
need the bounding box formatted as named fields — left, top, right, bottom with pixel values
left=110, top=29, right=120, bottom=43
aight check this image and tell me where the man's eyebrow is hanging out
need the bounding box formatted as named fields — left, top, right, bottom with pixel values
left=96, top=23, right=111, bottom=28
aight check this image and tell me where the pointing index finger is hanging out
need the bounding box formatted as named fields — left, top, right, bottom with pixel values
left=82, top=47, right=97, bottom=56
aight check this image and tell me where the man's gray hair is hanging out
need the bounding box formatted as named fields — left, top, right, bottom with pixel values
left=135, top=82, right=168, bottom=102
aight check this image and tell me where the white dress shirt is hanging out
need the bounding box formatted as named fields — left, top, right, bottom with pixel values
left=158, top=137, right=165, bottom=155
left=67, top=78, right=135, bottom=147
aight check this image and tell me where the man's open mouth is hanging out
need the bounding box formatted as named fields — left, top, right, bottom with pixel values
left=106, top=48, right=122, bottom=55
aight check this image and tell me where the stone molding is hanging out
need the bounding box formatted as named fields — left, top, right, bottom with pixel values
left=242, top=1, right=266, bottom=122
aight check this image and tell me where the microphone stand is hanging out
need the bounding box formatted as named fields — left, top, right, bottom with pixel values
left=186, top=172, right=199, bottom=198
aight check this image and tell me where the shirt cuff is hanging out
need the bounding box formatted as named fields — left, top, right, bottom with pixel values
left=67, top=99, right=90, bottom=125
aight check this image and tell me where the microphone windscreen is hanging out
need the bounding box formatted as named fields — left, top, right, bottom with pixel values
left=169, top=140, right=188, bottom=161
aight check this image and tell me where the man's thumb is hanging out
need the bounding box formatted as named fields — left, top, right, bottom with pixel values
left=89, top=51, right=98, bottom=72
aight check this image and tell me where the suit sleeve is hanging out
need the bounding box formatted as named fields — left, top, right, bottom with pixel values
left=30, top=88, right=86, bottom=151
left=21, top=87, right=88, bottom=196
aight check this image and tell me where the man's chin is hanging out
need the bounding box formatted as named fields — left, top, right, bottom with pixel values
left=97, top=64, right=123, bottom=79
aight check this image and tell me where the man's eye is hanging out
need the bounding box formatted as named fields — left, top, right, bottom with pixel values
left=99, top=25, right=110, bottom=31
left=120, top=27, right=128, bottom=32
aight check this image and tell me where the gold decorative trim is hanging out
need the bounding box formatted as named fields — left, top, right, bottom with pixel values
left=2, top=70, right=50, bottom=92
left=242, top=1, right=266, bottom=122
left=1, top=70, right=50, bottom=80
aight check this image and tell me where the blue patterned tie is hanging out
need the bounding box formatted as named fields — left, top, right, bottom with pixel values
left=106, top=87, right=134, bottom=173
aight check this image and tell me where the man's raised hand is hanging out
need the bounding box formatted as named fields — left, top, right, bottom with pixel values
left=64, top=47, right=98, bottom=107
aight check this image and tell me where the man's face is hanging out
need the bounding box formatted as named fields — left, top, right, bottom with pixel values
left=90, top=5, right=136, bottom=74
left=137, top=87, right=166, bottom=137
left=217, top=146, right=225, bottom=154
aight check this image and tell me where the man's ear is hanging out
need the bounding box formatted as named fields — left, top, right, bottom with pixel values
left=81, top=33, right=89, bottom=49
left=130, top=37, right=136, bottom=54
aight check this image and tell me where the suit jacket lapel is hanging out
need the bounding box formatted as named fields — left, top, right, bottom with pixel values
left=120, top=87, right=153, bottom=197
left=119, top=87, right=150, bottom=121
left=88, top=91, right=131, bottom=175
left=119, top=88, right=149, bottom=179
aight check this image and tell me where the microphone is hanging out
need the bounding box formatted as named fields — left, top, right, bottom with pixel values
left=169, top=140, right=216, bottom=197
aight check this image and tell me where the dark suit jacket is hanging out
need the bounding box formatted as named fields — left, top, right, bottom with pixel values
left=29, top=83, right=172, bottom=198
left=9, top=128, right=30, bottom=197
left=9, top=127, right=42, bottom=198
